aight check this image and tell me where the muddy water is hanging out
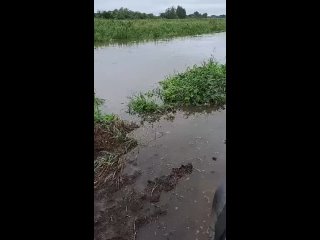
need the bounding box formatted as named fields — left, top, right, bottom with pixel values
left=94, top=32, right=226, bottom=119
left=124, top=108, right=225, bottom=240
left=94, top=33, right=226, bottom=240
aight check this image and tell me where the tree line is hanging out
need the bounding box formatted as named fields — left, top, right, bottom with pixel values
left=94, top=6, right=226, bottom=20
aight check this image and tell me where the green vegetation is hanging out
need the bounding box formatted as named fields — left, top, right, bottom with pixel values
left=160, top=6, right=186, bottom=19
left=94, top=94, right=137, bottom=155
left=94, top=7, right=225, bottom=20
left=176, top=6, right=187, bottom=19
left=128, top=59, right=226, bottom=115
left=94, top=18, right=226, bottom=45
left=95, top=7, right=157, bottom=19
left=94, top=95, right=116, bottom=124
left=94, top=95, right=103, bottom=121
left=128, top=93, right=161, bottom=114
left=94, top=94, right=138, bottom=186
left=128, top=91, right=174, bottom=115
left=160, top=60, right=226, bottom=106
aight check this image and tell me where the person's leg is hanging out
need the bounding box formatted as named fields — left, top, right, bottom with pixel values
left=209, top=180, right=226, bottom=239
left=214, top=204, right=226, bottom=240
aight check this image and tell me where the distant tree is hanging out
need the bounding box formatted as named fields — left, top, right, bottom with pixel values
left=99, top=11, right=112, bottom=19
left=176, top=5, right=186, bottom=19
left=94, top=8, right=156, bottom=19
left=161, top=6, right=177, bottom=19
left=193, top=11, right=201, bottom=18
left=202, top=13, right=208, bottom=18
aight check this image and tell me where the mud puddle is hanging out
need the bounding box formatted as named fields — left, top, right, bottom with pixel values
left=122, top=108, right=226, bottom=240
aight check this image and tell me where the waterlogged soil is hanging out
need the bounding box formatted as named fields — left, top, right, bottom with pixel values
left=94, top=33, right=226, bottom=240
left=94, top=121, right=138, bottom=156
left=94, top=120, right=138, bottom=187
left=94, top=161, right=193, bottom=240
left=94, top=108, right=225, bottom=240
left=143, top=164, right=193, bottom=203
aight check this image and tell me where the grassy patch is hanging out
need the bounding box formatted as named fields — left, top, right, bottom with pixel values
left=94, top=96, right=116, bottom=124
left=128, top=59, right=226, bottom=115
left=160, top=59, right=226, bottom=106
left=94, top=95, right=138, bottom=187
left=128, top=91, right=169, bottom=114
left=94, top=18, right=226, bottom=46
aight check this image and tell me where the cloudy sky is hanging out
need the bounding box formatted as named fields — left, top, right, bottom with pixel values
left=94, top=0, right=226, bottom=16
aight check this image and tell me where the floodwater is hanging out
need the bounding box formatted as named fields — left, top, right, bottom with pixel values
left=126, top=108, right=225, bottom=240
left=94, top=32, right=226, bottom=119
left=94, top=32, right=226, bottom=240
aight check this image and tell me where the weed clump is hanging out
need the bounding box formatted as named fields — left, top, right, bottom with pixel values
left=160, top=59, right=226, bottom=106
left=128, top=59, right=225, bottom=115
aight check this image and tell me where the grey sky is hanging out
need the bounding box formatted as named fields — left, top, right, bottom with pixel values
left=94, top=0, right=226, bottom=16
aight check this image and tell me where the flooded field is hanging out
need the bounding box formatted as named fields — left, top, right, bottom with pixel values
left=94, top=32, right=226, bottom=240
left=94, top=32, right=225, bottom=119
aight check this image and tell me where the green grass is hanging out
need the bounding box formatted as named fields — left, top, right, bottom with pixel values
left=94, top=18, right=226, bottom=46
left=94, top=94, right=137, bottom=147
left=160, top=59, right=226, bottom=106
left=94, top=95, right=116, bottom=124
left=128, top=59, right=226, bottom=115
left=128, top=93, right=160, bottom=113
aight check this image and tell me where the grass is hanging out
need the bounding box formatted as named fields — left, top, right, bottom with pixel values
left=160, top=59, right=226, bottom=106
left=128, top=59, right=226, bottom=115
left=128, top=94, right=160, bottom=113
left=128, top=91, right=172, bottom=114
left=94, top=18, right=226, bottom=46
left=94, top=96, right=116, bottom=124
left=94, top=95, right=138, bottom=187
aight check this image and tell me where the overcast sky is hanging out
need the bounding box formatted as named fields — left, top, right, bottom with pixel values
left=94, top=0, right=226, bottom=16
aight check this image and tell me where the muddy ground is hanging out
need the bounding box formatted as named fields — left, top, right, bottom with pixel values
left=94, top=119, right=138, bottom=187
left=94, top=162, right=193, bottom=240
left=94, top=109, right=225, bottom=240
